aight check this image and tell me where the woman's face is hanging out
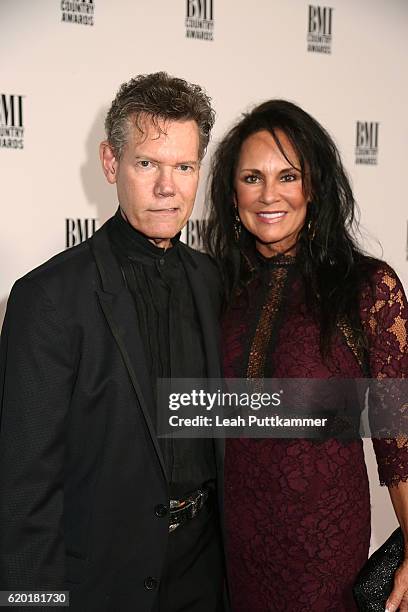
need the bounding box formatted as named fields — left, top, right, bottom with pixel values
left=234, top=129, right=308, bottom=257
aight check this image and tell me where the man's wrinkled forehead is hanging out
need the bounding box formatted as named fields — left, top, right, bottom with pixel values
left=123, top=113, right=200, bottom=164
left=125, top=112, right=169, bottom=147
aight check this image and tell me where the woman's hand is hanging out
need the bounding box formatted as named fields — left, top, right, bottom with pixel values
left=386, top=558, right=408, bottom=611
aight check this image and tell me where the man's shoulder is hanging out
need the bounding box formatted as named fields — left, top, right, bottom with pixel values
left=4, top=240, right=97, bottom=328
left=14, top=225, right=109, bottom=303
left=23, top=241, right=92, bottom=283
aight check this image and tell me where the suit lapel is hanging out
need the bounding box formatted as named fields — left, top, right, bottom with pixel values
left=178, top=246, right=221, bottom=379
left=89, top=223, right=167, bottom=481
left=178, top=246, right=225, bottom=488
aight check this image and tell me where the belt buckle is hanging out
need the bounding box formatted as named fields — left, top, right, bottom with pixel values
left=189, top=489, right=204, bottom=519
left=168, top=489, right=207, bottom=533
left=169, top=498, right=186, bottom=533
left=169, top=522, right=180, bottom=533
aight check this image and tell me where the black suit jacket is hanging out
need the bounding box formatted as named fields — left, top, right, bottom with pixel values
left=0, top=217, right=224, bottom=612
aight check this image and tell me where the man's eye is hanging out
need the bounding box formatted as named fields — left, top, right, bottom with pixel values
left=178, top=164, right=193, bottom=172
left=244, top=175, right=260, bottom=184
left=137, top=160, right=152, bottom=168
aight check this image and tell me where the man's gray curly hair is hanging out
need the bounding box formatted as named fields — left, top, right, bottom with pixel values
left=105, top=71, right=215, bottom=160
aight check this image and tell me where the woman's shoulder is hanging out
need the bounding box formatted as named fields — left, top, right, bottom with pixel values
left=356, top=255, right=407, bottom=323
left=356, top=255, right=403, bottom=293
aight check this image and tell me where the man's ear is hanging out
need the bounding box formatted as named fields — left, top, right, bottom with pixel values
left=99, top=141, right=118, bottom=185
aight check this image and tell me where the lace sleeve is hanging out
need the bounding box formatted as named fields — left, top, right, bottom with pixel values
left=360, top=263, right=408, bottom=486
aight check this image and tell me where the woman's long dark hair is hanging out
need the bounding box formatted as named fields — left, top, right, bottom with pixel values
left=204, top=99, right=376, bottom=356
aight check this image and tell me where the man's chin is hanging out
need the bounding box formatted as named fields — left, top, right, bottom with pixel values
left=145, top=220, right=187, bottom=240
left=127, top=220, right=180, bottom=238
left=145, top=226, right=184, bottom=248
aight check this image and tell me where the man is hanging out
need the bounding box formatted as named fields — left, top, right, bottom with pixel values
left=0, top=72, right=225, bottom=611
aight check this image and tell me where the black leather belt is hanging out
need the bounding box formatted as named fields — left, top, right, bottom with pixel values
left=168, top=488, right=209, bottom=533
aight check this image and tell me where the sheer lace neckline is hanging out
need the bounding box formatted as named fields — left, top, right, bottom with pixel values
left=256, top=251, right=296, bottom=267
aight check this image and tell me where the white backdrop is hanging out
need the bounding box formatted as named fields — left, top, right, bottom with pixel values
left=1, top=0, right=408, bottom=553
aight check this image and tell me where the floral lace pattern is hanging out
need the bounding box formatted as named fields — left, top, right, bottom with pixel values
left=223, top=260, right=408, bottom=611
left=360, top=265, right=408, bottom=486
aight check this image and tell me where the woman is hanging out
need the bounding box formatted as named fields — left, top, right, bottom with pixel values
left=205, top=100, right=408, bottom=611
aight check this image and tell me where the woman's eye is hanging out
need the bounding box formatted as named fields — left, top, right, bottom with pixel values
left=281, top=173, right=296, bottom=182
left=244, top=175, right=260, bottom=184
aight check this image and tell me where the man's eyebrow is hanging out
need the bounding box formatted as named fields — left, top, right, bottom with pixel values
left=134, top=155, right=159, bottom=163
left=134, top=156, right=199, bottom=166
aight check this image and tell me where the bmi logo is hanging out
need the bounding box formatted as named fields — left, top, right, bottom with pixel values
left=185, top=219, right=207, bottom=251
left=0, top=94, right=24, bottom=150
left=355, top=122, right=379, bottom=165
left=185, top=0, right=214, bottom=41
left=61, top=0, right=94, bottom=26
left=66, top=218, right=98, bottom=248
left=307, top=5, right=333, bottom=54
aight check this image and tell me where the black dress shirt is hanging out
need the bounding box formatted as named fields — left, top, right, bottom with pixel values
left=108, top=208, right=216, bottom=497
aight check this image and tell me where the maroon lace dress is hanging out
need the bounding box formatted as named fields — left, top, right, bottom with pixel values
left=222, top=253, right=408, bottom=612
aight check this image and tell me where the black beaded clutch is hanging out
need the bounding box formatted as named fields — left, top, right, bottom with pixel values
left=353, top=527, right=404, bottom=611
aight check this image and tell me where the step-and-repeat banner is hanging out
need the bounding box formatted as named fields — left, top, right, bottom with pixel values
left=1, top=0, right=407, bottom=553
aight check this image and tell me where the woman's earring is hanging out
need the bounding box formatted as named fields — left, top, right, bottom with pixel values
left=307, top=218, right=316, bottom=241
left=307, top=200, right=316, bottom=241
left=307, top=216, right=316, bottom=258
left=233, top=206, right=241, bottom=242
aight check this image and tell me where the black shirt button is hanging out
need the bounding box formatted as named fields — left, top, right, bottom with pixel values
left=159, top=258, right=165, bottom=266
left=144, top=576, right=158, bottom=590
left=154, top=504, right=168, bottom=518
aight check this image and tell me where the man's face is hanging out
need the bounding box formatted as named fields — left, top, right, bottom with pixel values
left=100, top=115, right=200, bottom=248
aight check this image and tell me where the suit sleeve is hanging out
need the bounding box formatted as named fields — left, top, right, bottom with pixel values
left=0, top=278, right=74, bottom=589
